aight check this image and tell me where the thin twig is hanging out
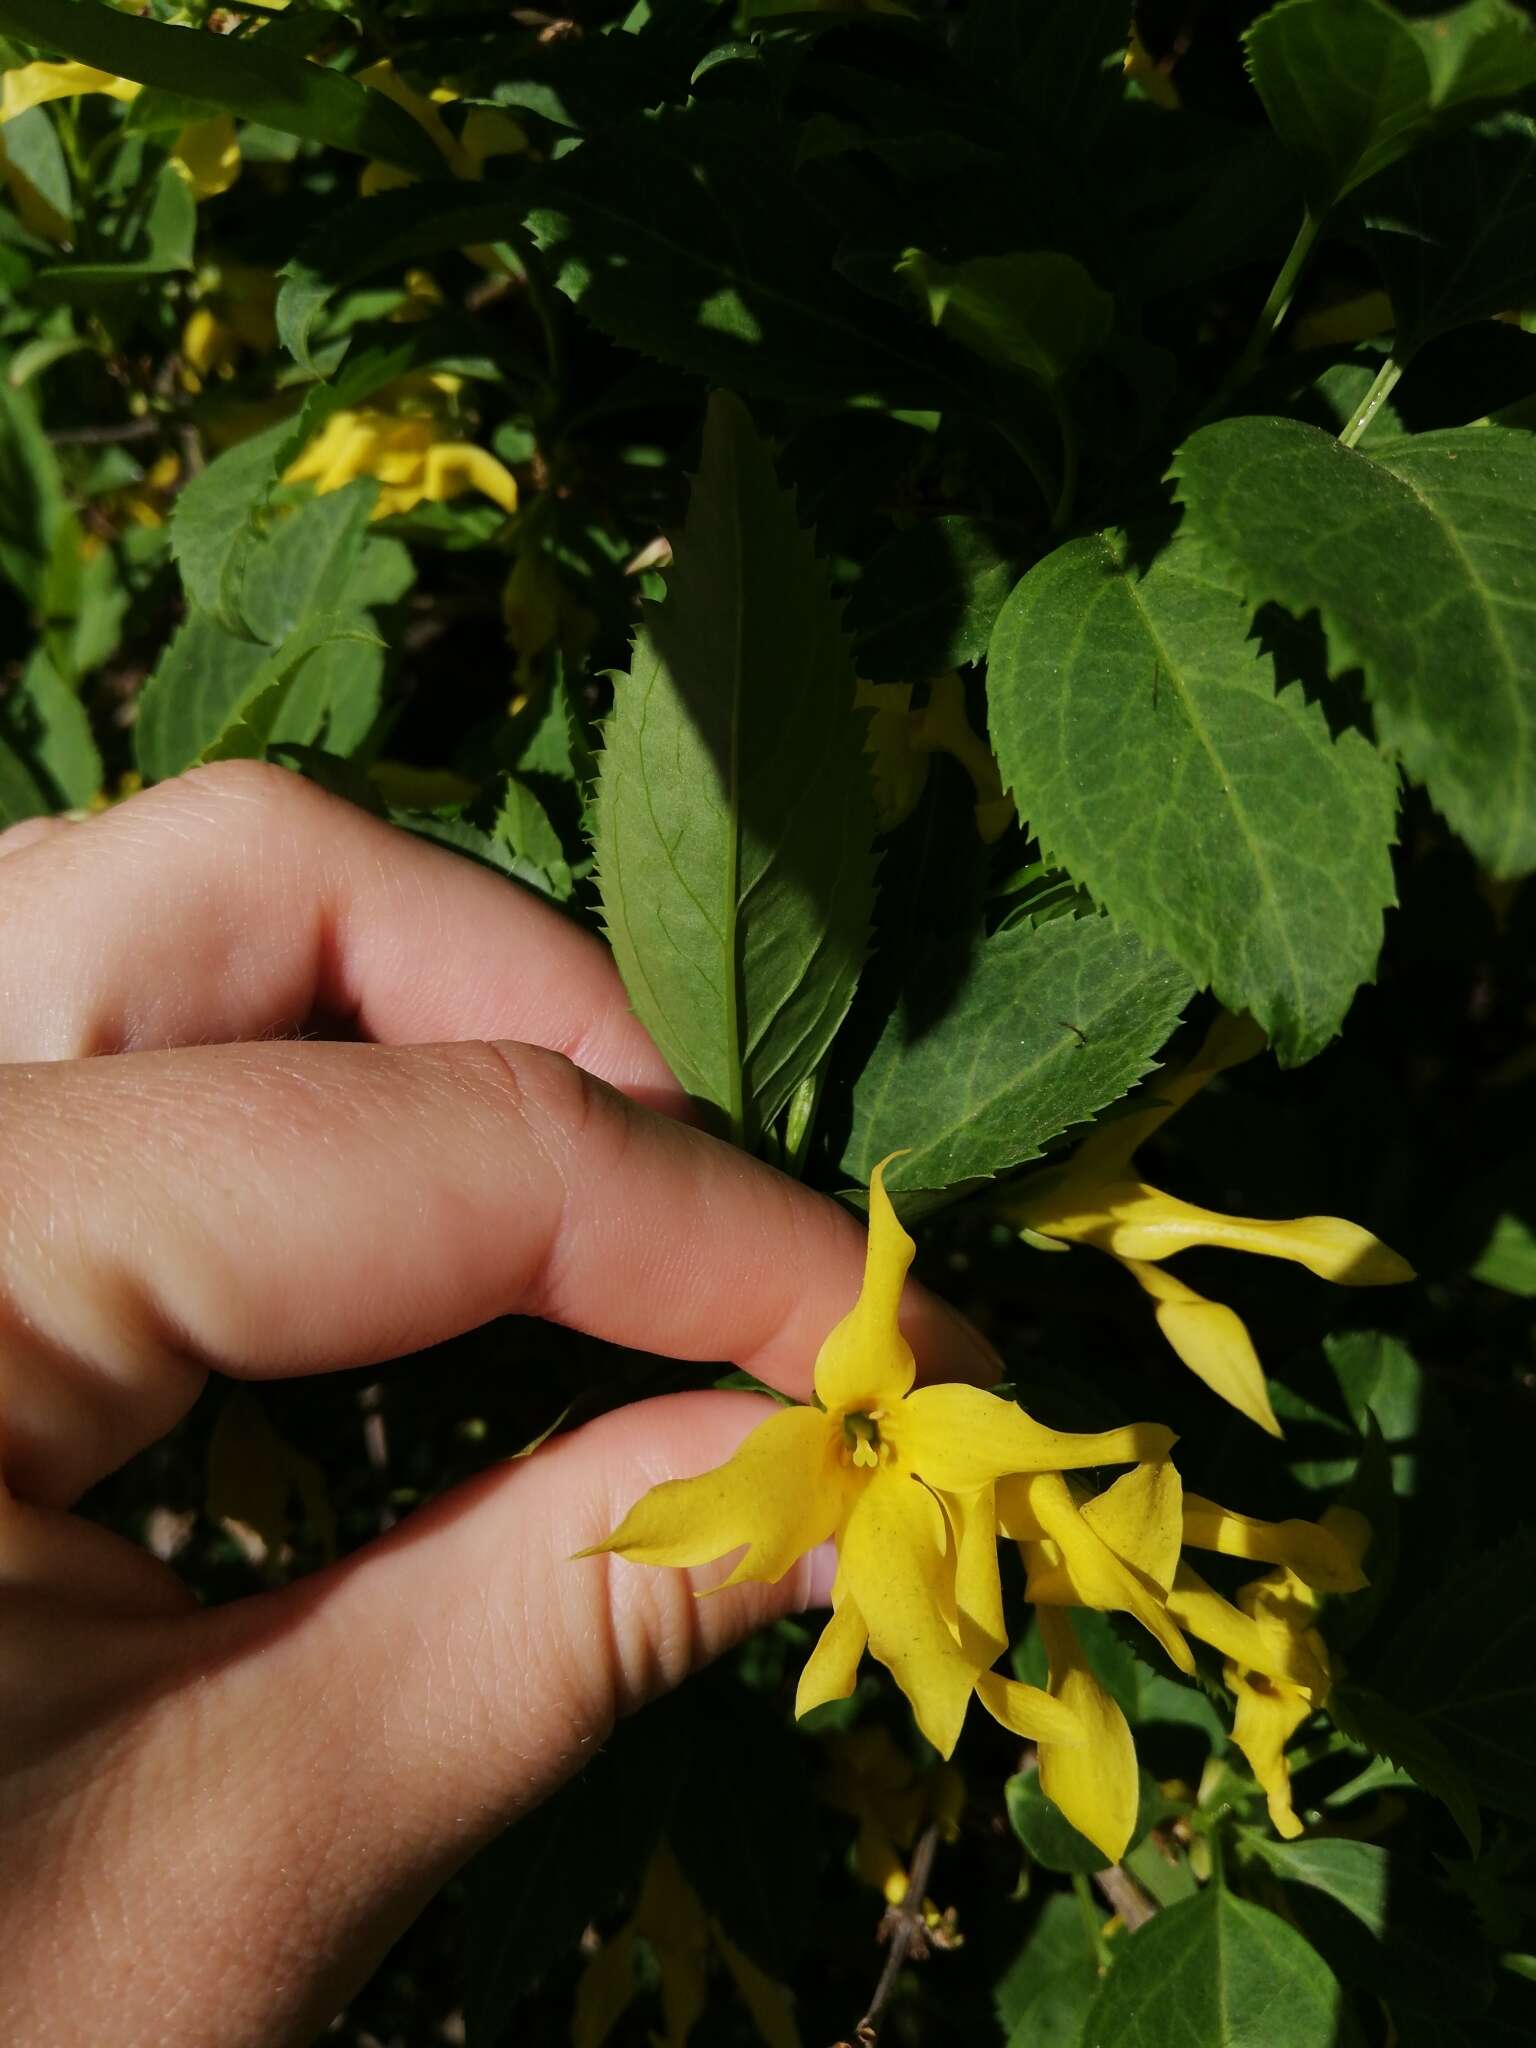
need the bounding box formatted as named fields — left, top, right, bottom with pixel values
left=48, top=417, right=161, bottom=447
left=1093, top=1863, right=1157, bottom=1931
left=359, top=1382, right=395, bottom=1533
left=845, top=1822, right=941, bottom=2046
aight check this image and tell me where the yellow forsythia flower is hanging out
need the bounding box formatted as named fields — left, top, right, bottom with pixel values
left=1003, top=1012, right=1413, bottom=1434
left=857, top=673, right=1015, bottom=841
left=583, top=1158, right=1171, bottom=1758
left=572, top=1841, right=798, bottom=2048
left=283, top=375, right=518, bottom=522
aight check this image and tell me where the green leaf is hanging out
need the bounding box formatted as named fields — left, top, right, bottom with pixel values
left=1242, top=1834, right=1390, bottom=1940
left=1471, top=1210, right=1536, bottom=1295
left=0, top=647, right=101, bottom=810
left=0, top=733, right=47, bottom=828
left=1358, top=111, right=1536, bottom=356
left=0, top=0, right=444, bottom=176
left=1081, top=1887, right=1346, bottom=2047
left=0, top=365, right=67, bottom=603
left=592, top=391, right=876, bottom=1144
left=1330, top=1682, right=1482, bottom=1852
left=530, top=106, right=951, bottom=403
left=995, top=1891, right=1100, bottom=2036
left=1, top=105, right=70, bottom=228
left=199, top=616, right=384, bottom=766
left=988, top=522, right=1398, bottom=1062
left=1004, top=1952, right=1099, bottom=2048
left=842, top=914, right=1190, bottom=1196
left=1172, top=418, right=1536, bottom=878
left=138, top=484, right=379, bottom=780
left=492, top=775, right=572, bottom=901
left=843, top=516, right=1028, bottom=682
left=33, top=160, right=194, bottom=297
left=276, top=182, right=527, bottom=373
left=895, top=249, right=1113, bottom=391
left=1375, top=1527, right=1536, bottom=1825
left=1006, top=1764, right=1162, bottom=1876
left=1245, top=0, right=1536, bottom=212
left=169, top=420, right=297, bottom=637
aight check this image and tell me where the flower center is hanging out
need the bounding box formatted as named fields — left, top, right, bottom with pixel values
left=841, top=1411, right=884, bottom=1470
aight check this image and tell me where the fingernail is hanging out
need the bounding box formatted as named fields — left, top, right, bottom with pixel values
left=802, top=1539, right=838, bottom=1610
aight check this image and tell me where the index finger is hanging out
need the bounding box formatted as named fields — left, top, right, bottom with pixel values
left=0, top=1039, right=999, bottom=1507
left=0, top=760, right=679, bottom=1104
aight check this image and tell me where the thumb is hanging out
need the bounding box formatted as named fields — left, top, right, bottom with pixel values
left=2, top=1393, right=813, bottom=2048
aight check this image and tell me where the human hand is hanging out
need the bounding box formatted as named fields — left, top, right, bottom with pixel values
left=0, top=763, right=994, bottom=2048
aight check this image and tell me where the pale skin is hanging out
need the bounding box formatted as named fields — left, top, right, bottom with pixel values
left=0, top=761, right=994, bottom=2048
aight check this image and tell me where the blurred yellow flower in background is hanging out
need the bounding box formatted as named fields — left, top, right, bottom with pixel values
left=0, top=61, right=240, bottom=207
left=572, top=1842, right=798, bottom=2048
left=283, top=375, right=518, bottom=521
left=817, top=1725, right=963, bottom=1919
left=181, top=262, right=279, bottom=389
left=1003, top=1012, right=1413, bottom=1433
left=858, top=672, right=1015, bottom=841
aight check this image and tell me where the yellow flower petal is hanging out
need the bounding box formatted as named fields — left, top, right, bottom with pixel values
left=1166, top=1562, right=1328, bottom=1692
left=795, top=1590, right=868, bottom=1717
left=172, top=113, right=240, bottom=200
left=1035, top=1607, right=1141, bottom=1864
left=1120, top=1257, right=1282, bottom=1436
left=715, top=1924, right=802, bottom=2048
left=580, top=1402, right=846, bottom=1589
left=1079, top=1458, right=1184, bottom=1594
left=571, top=1925, right=640, bottom=2048
left=1229, top=1670, right=1314, bottom=1839
left=1, top=61, right=139, bottom=124
left=813, top=1156, right=917, bottom=1414
left=944, top=1483, right=1007, bottom=1668
left=839, top=1469, right=976, bottom=1758
left=974, top=1670, right=1085, bottom=1748
left=994, top=1474, right=1047, bottom=1542
left=1038, top=1178, right=1413, bottom=1287
left=1021, top=1474, right=1195, bottom=1674
left=1181, top=1494, right=1368, bottom=1592
left=896, top=1382, right=1175, bottom=1491
left=421, top=439, right=519, bottom=513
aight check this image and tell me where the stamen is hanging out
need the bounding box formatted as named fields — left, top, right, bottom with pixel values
left=842, top=1412, right=882, bottom=1470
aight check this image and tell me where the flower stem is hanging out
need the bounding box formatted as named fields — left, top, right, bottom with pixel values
left=1073, top=1872, right=1113, bottom=1968
left=1338, top=354, right=1407, bottom=449
left=1051, top=399, right=1080, bottom=533
left=1232, top=208, right=1321, bottom=392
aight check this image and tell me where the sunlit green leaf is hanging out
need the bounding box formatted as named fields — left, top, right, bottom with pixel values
left=842, top=913, right=1191, bottom=1195
left=593, top=391, right=876, bottom=1143
left=1173, top=417, right=1536, bottom=878
left=988, top=522, right=1398, bottom=1062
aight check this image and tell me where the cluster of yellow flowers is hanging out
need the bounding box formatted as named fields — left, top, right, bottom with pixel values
left=586, top=1023, right=1410, bottom=1863
left=283, top=373, right=519, bottom=522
